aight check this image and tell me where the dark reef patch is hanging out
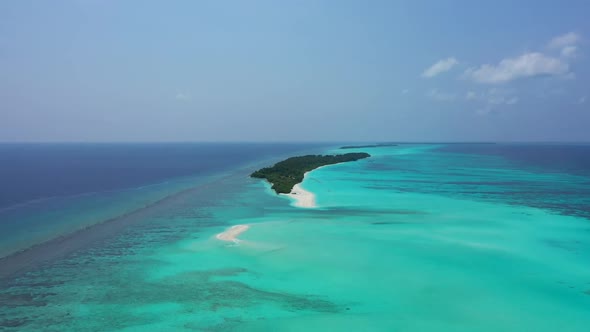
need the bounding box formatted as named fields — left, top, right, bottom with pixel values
left=0, top=260, right=341, bottom=331
left=371, top=221, right=410, bottom=225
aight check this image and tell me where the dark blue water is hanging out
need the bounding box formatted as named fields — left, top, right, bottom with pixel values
left=0, top=143, right=322, bottom=209
left=439, top=143, right=590, bottom=177
left=396, top=143, right=590, bottom=220
left=0, top=143, right=326, bottom=257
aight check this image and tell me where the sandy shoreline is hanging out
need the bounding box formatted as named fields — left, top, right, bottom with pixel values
left=279, top=172, right=317, bottom=208
left=216, top=224, right=250, bottom=243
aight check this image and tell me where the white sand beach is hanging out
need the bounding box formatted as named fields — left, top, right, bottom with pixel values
left=215, top=224, right=250, bottom=242
left=281, top=181, right=317, bottom=208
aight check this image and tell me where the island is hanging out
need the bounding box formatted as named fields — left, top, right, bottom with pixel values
left=251, top=153, right=370, bottom=194
left=340, top=143, right=398, bottom=149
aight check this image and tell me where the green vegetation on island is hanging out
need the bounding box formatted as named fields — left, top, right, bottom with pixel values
left=251, top=153, right=371, bottom=194
left=340, top=143, right=398, bottom=149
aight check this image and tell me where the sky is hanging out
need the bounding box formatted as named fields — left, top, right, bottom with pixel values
left=0, top=0, right=589, bottom=142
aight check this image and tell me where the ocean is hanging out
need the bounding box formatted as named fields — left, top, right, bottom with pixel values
left=0, top=143, right=322, bottom=258
left=1, top=143, right=589, bottom=331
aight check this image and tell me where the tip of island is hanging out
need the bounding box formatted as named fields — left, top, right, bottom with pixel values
left=250, top=152, right=371, bottom=196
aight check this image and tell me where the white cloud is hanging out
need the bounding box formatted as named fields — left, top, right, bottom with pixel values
left=548, top=32, right=581, bottom=59
left=427, top=89, right=456, bottom=102
left=401, top=89, right=409, bottom=94
left=422, top=57, right=459, bottom=78
left=561, top=45, right=578, bottom=58
left=577, top=96, right=587, bottom=104
left=175, top=93, right=191, bottom=101
left=548, top=32, right=580, bottom=50
left=466, top=88, right=519, bottom=114
left=464, top=32, right=582, bottom=84
left=464, top=52, right=569, bottom=84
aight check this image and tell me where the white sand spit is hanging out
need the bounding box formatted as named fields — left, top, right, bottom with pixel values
left=281, top=183, right=317, bottom=208
left=216, top=224, right=250, bottom=243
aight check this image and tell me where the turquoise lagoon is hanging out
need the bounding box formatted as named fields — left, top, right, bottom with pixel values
left=1, top=144, right=590, bottom=331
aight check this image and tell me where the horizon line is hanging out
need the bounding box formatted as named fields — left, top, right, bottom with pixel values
left=1, top=140, right=590, bottom=144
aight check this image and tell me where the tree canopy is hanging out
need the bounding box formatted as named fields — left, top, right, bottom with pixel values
left=251, top=153, right=370, bottom=194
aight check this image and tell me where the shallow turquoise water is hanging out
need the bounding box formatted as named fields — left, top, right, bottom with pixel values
left=1, top=144, right=589, bottom=331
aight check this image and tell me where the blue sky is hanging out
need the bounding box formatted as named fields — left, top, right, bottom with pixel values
left=1, top=0, right=589, bottom=142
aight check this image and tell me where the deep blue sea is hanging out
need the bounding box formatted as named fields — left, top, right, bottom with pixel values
left=440, top=143, right=590, bottom=176
left=0, top=143, right=325, bottom=257
left=0, top=143, right=324, bottom=209
left=439, top=143, right=590, bottom=219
